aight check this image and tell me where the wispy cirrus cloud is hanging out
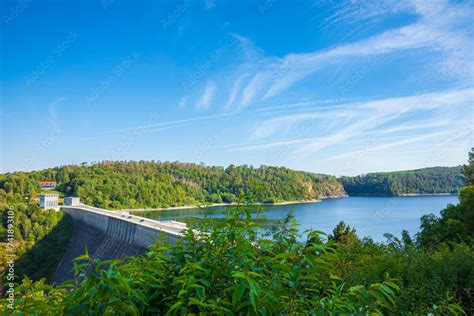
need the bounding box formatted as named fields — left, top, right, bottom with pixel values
left=188, top=0, right=472, bottom=112
left=316, top=0, right=412, bottom=25
left=259, top=1, right=472, bottom=102
left=226, top=87, right=473, bottom=155
left=224, top=73, right=249, bottom=110
left=325, top=130, right=451, bottom=162
left=378, top=119, right=451, bottom=134
left=178, top=96, right=188, bottom=108
left=195, top=81, right=216, bottom=110
left=93, top=112, right=235, bottom=136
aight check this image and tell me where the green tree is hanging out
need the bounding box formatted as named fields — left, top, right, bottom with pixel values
left=339, top=166, right=464, bottom=196
left=464, top=148, right=474, bottom=186
left=330, top=221, right=358, bottom=245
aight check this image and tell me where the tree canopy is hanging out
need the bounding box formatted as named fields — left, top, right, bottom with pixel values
left=0, top=161, right=346, bottom=209
left=339, top=166, right=463, bottom=196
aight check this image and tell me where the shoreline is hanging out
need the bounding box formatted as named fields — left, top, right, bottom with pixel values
left=115, top=195, right=348, bottom=213
left=111, top=193, right=455, bottom=213
left=349, top=193, right=458, bottom=197
left=398, top=193, right=456, bottom=197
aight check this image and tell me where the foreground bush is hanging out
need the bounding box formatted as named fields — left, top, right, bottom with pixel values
left=2, top=202, right=400, bottom=315
left=334, top=237, right=473, bottom=314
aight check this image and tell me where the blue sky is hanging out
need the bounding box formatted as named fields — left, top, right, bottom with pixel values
left=1, top=0, right=473, bottom=175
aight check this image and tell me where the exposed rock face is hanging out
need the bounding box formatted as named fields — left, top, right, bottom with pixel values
left=311, top=178, right=347, bottom=199
left=302, top=180, right=347, bottom=199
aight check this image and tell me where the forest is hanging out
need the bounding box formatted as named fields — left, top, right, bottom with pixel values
left=339, top=166, right=464, bottom=196
left=0, top=202, right=72, bottom=284
left=0, top=150, right=473, bottom=314
left=0, top=162, right=464, bottom=211
left=0, top=167, right=74, bottom=283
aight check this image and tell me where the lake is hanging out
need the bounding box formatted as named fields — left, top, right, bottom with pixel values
left=134, top=195, right=459, bottom=242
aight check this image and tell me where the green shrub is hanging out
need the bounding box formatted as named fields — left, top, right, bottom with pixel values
left=334, top=240, right=472, bottom=314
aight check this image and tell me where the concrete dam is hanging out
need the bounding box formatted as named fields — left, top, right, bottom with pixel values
left=52, top=204, right=186, bottom=284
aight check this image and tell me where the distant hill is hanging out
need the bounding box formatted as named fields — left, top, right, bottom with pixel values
left=339, top=166, right=464, bottom=196
left=0, top=161, right=346, bottom=209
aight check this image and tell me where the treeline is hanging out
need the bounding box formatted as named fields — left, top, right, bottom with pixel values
left=0, top=161, right=346, bottom=209
left=339, top=166, right=463, bottom=196
left=1, top=162, right=463, bottom=208
left=0, top=171, right=73, bottom=283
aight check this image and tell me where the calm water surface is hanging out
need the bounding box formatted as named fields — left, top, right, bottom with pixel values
left=135, top=196, right=459, bottom=242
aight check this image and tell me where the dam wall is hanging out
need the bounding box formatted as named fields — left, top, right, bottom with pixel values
left=52, top=205, right=185, bottom=284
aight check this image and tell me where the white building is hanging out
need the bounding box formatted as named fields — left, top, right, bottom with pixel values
left=40, top=194, right=59, bottom=210
left=64, top=197, right=80, bottom=206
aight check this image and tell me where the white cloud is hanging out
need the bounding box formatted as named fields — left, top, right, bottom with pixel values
left=224, top=73, right=248, bottom=110
left=178, top=96, right=188, bottom=108
left=257, top=88, right=472, bottom=140
left=48, top=97, right=67, bottom=122
left=316, top=0, right=412, bottom=26
left=261, top=10, right=471, bottom=100
left=196, top=81, right=216, bottom=110
left=326, top=130, right=450, bottom=162
left=229, top=87, right=473, bottom=155
left=211, top=0, right=473, bottom=110
left=379, top=119, right=450, bottom=134
left=239, top=71, right=273, bottom=109
left=295, top=113, right=396, bottom=155
left=94, top=112, right=235, bottom=135
left=227, top=138, right=307, bottom=152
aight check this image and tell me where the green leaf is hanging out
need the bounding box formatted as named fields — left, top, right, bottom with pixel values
left=249, top=289, right=257, bottom=312
left=168, top=300, right=183, bottom=313
left=232, top=282, right=246, bottom=305
left=232, top=272, right=246, bottom=280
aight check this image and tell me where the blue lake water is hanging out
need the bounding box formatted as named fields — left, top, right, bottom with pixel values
left=136, top=196, right=459, bottom=242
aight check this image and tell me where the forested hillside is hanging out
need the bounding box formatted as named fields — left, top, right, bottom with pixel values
left=0, top=161, right=346, bottom=209
left=0, top=195, right=72, bottom=283
left=339, top=166, right=463, bottom=196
